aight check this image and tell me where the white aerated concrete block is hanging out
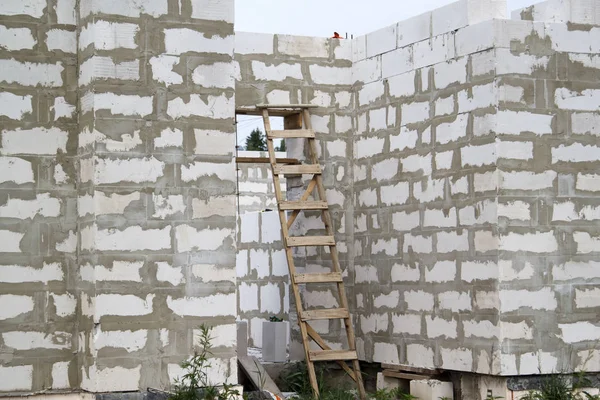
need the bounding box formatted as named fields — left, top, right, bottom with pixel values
left=0, top=92, right=33, bottom=120
left=277, top=35, right=329, bottom=58
left=46, top=29, right=76, bottom=53
left=167, top=293, right=235, bottom=317
left=382, top=46, right=413, bottom=78
left=3, top=331, right=71, bottom=350
left=0, top=59, right=63, bottom=87
left=82, top=0, right=168, bottom=18
left=439, top=291, right=472, bottom=312
left=80, top=20, right=139, bottom=50
left=0, top=25, right=36, bottom=50
left=191, top=0, right=233, bottom=22
left=0, top=0, right=45, bottom=17
left=168, top=93, right=233, bottom=119
left=411, top=379, right=454, bottom=400
left=407, top=344, right=436, bottom=369
left=79, top=56, right=139, bottom=86
left=235, top=32, right=273, bottom=55
left=164, top=29, right=233, bottom=55
left=0, top=365, right=33, bottom=391
left=413, top=33, right=455, bottom=69
left=353, top=56, right=381, bottom=84
left=397, top=11, right=432, bottom=48
left=559, top=322, right=600, bottom=343
left=367, top=23, right=397, bottom=58
left=0, top=294, right=34, bottom=320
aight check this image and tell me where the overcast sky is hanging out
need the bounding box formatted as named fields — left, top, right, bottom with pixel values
left=235, top=0, right=540, bottom=37
left=234, top=0, right=541, bottom=147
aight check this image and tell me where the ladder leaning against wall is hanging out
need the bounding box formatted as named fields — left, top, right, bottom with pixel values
left=258, top=104, right=366, bottom=400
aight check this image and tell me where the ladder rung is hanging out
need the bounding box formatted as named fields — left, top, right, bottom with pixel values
left=280, top=201, right=328, bottom=211
left=269, top=129, right=315, bottom=139
left=286, top=236, right=335, bottom=247
left=302, top=308, right=349, bottom=321
left=309, top=350, right=358, bottom=362
left=294, top=272, right=343, bottom=283
left=273, top=164, right=321, bottom=175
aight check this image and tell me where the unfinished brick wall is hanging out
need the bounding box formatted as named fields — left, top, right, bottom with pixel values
left=236, top=150, right=285, bottom=214
left=494, top=13, right=600, bottom=375
left=350, top=0, right=600, bottom=378
left=0, top=0, right=77, bottom=391
left=0, top=0, right=238, bottom=392
left=236, top=211, right=288, bottom=349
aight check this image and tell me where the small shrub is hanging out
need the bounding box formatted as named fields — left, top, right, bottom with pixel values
left=520, top=373, right=600, bottom=400
left=169, top=325, right=239, bottom=400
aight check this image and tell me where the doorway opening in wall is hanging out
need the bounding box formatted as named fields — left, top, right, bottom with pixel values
left=234, top=112, right=292, bottom=365
left=234, top=114, right=286, bottom=214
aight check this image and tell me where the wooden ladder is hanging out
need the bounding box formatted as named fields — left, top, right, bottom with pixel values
left=259, top=104, right=366, bottom=400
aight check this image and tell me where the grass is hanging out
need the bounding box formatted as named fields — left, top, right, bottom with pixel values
left=280, top=362, right=417, bottom=400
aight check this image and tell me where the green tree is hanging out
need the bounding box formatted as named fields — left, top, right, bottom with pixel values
left=244, top=128, right=267, bottom=151
left=275, top=139, right=287, bottom=152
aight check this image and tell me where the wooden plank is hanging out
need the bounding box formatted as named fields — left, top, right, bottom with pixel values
left=237, top=108, right=302, bottom=117
left=269, top=129, right=315, bottom=139
left=273, top=164, right=321, bottom=175
left=305, top=324, right=356, bottom=381
left=294, top=272, right=343, bottom=283
left=382, top=370, right=435, bottom=381
left=236, top=157, right=300, bottom=165
left=279, top=201, right=328, bottom=210
left=287, top=178, right=318, bottom=229
left=286, top=235, right=335, bottom=247
left=309, top=350, right=357, bottom=362
left=238, top=355, right=284, bottom=396
left=256, top=104, right=319, bottom=109
left=302, top=308, right=349, bottom=321
left=381, top=363, right=440, bottom=375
